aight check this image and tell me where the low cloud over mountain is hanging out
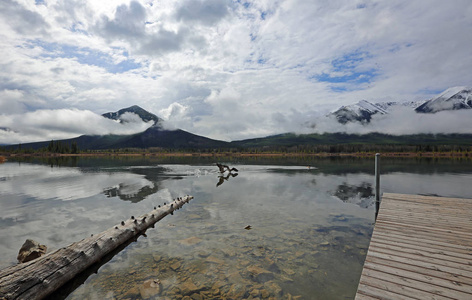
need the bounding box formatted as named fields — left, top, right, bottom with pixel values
left=0, top=108, right=154, bottom=144
left=314, top=87, right=472, bottom=135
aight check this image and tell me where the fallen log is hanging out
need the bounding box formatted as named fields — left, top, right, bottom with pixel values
left=0, top=195, right=194, bottom=300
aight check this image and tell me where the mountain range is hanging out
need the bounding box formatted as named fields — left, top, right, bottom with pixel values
left=330, top=86, right=472, bottom=124
left=3, top=86, right=472, bottom=151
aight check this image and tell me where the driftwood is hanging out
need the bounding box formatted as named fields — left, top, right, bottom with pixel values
left=0, top=195, right=193, bottom=300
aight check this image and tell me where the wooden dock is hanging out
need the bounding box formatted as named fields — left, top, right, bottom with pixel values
left=356, top=192, right=472, bottom=300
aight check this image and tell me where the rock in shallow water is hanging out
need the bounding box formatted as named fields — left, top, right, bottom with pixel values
left=179, top=236, right=203, bottom=246
left=247, top=265, right=274, bottom=282
left=17, top=239, right=47, bottom=263
left=180, top=279, right=200, bottom=296
left=139, top=279, right=162, bottom=299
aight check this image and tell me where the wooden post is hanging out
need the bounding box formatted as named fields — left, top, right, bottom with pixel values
left=0, top=195, right=193, bottom=300
left=375, top=153, right=380, bottom=220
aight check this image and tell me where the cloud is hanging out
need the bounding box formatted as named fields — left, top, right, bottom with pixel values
left=158, top=102, right=191, bottom=130
left=0, top=0, right=49, bottom=36
left=95, top=1, right=147, bottom=40
left=92, top=1, right=209, bottom=57
left=0, top=109, right=154, bottom=144
left=0, top=89, right=28, bottom=114
left=175, top=0, right=230, bottom=26
left=311, top=107, right=472, bottom=135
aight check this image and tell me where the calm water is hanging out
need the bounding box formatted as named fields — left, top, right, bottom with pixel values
left=1, top=156, right=472, bottom=299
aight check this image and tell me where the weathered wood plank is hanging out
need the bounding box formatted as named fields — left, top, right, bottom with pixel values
left=383, top=193, right=472, bottom=204
left=354, top=292, right=382, bottom=300
left=0, top=195, right=193, bottom=300
left=380, top=211, right=472, bottom=224
left=371, top=235, right=472, bottom=261
left=367, top=241, right=472, bottom=273
left=373, top=231, right=472, bottom=254
left=359, top=274, right=452, bottom=300
left=361, top=267, right=471, bottom=299
left=378, top=205, right=472, bottom=221
left=368, top=240, right=472, bottom=265
left=373, top=223, right=472, bottom=246
left=357, top=282, right=417, bottom=300
left=383, top=199, right=472, bottom=209
left=377, top=220, right=472, bottom=238
left=365, top=255, right=472, bottom=286
left=363, top=261, right=472, bottom=295
left=356, top=193, right=472, bottom=300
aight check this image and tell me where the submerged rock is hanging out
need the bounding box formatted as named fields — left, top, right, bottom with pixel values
left=265, top=281, right=283, bottom=296
left=170, top=261, right=182, bottom=271
left=179, top=236, right=203, bottom=246
left=190, top=293, right=203, bottom=300
left=152, top=253, right=163, bottom=262
left=180, top=279, right=200, bottom=296
left=247, top=265, right=274, bottom=282
left=139, top=279, right=162, bottom=299
left=228, top=283, right=248, bottom=298
left=220, top=247, right=237, bottom=257
left=205, top=256, right=224, bottom=265
left=197, top=251, right=211, bottom=258
left=17, top=239, right=47, bottom=263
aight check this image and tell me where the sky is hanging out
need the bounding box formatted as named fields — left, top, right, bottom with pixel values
left=0, top=0, right=471, bottom=144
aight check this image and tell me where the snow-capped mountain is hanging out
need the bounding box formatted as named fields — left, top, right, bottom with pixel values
left=330, top=86, right=471, bottom=124
left=330, top=100, right=388, bottom=124
left=330, top=100, right=425, bottom=124
left=415, top=86, right=472, bottom=113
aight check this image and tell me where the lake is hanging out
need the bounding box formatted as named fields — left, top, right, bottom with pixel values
left=1, top=156, right=472, bottom=299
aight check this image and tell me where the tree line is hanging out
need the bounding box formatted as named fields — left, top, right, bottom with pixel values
left=0, top=140, right=79, bottom=154
left=1, top=142, right=471, bottom=155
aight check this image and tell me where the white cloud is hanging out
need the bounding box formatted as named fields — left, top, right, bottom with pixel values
left=175, top=0, right=230, bottom=26
left=312, top=107, right=472, bottom=135
left=158, top=102, right=192, bottom=131
left=0, top=109, right=153, bottom=144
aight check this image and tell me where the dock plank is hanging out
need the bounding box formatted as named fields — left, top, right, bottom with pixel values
left=356, top=193, right=472, bottom=300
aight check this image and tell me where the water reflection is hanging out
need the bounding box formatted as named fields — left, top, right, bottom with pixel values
left=0, top=162, right=173, bottom=269
left=333, top=182, right=374, bottom=208
left=103, top=181, right=160, bottom=203
left=216, top=171, right=238, bottom=187
left=1, top=157, right=472, bottom=299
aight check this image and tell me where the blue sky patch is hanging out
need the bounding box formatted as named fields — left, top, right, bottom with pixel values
left=236, top=0, right=250, bottom=9
left=28, top=40, right=141, bottom=74
left=315, top=50, right=379, bottom=92
left=70, top=23, right=88, bottom=35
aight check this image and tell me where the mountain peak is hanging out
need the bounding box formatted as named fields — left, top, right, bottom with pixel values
left=102, top=105, right=160, bottom=125
left=330, top=100, right=387, bottom=124
left=415, top=86, right=472, bottom=113
left=437, top=86, right=469, bottom=99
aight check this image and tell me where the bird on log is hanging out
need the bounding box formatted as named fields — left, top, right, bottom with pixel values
left=0, top=195, right=194, bottom=300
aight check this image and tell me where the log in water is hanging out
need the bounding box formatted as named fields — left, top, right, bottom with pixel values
left=0, top=195, right=193, bottom=300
